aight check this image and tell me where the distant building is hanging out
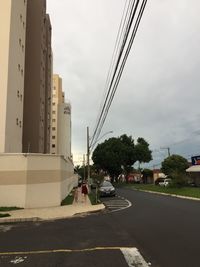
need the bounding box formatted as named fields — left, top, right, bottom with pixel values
left=0, top=0, right=27, bottom=153
left=51, top=75, right=72, bottom=158
left=153, top=169, right=166, bottom=182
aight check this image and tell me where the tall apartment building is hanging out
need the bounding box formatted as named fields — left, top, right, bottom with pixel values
left=51, top=75, right=72, bottom=158
left=0, top=0, right=27, bottom=153
left=23, top=0, right=52, bottom=153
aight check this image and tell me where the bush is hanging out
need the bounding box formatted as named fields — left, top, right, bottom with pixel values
left=169, top=171, right=188, bottom=188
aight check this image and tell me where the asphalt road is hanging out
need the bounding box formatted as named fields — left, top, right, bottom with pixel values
left=0, top=188, right=200, bottom=267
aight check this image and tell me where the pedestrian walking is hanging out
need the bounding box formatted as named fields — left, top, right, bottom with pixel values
left=81, top=181, right=88, bottom=203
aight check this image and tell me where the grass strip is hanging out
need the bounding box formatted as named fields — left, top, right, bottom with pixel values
left=0, top=213, right=10, bottom=218
left=129, top=184, right=200, bottom=199
left=61, top=191, right=74, bottom=205
left=0, top=207, right=23, bottom=212
left=88, top=191, right=100, bottom=205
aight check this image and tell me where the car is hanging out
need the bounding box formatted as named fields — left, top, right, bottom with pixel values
left=159, top=178, right=172, bottom=187
left=99, top=181, right=116, bottom=197
left=155, top=177, right=165, bottom=185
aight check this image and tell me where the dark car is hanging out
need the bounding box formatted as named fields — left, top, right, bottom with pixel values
left=99, top=181, right=116, bottom=197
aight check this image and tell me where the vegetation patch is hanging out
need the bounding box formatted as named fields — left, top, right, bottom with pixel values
left=0, top=213, right=10, bottom=218
left=61, top=191, right=74, bottom=205
left=0, top=207, right=23, bottom=212
left=129, top=184, right=200, bottom=199
left=88, top=191, right=101, bottom=205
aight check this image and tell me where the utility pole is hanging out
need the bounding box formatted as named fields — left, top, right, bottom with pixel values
left=83, top=154, right=86, bottom=181
left=87, top=126, right=90, bottom=184
left=160, top=147, right=171, bottom=157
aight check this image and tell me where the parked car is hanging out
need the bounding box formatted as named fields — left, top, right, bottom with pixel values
left=155, top=177, right=165, bottom=185
left=159, top=178, right=172, bottom=187
left=99, top=181, right=116, bottom=197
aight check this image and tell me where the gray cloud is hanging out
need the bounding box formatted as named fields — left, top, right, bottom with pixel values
left=47, top=0, right=200, bottom=166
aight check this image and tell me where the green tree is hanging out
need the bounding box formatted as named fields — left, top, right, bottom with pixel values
left=92, top=137, right=124, bottom=180
left=92, top=134, right=152, bottom=181
left=161, top=154, right=189, bottom=176
left=134, top=138, right=152, bottom=167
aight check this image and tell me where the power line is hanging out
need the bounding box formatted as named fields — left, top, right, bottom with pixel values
left=90, top=0, right=148, bottom=147
left=91, top=0, right=137, bottom=147
left=95, top=0, right=147, bottom=142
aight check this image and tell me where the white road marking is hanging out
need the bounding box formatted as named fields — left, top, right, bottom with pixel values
left=121, top=248, right=150, bottom=267
left=10, top=256, right=27, bottom=264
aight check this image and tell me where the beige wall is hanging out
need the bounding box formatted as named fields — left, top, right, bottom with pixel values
left=0, top=0, right=27, bottom=153
left=0, top=154, right=77, bottom=208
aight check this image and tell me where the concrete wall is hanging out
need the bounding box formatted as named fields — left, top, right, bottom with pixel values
left=0, top=154, right=77, bottom=208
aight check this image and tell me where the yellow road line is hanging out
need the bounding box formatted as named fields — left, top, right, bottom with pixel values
left=0, top=247, right=134, bottom=256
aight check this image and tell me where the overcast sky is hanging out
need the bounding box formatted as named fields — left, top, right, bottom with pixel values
left=47, top=0, right=200, bottom=167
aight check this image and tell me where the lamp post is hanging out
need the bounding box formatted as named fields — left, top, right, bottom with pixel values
left=86, top=127, right=113, bottom=185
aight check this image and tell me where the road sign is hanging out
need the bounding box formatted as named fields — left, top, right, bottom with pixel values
left=191, top=156, right=200, bottom=165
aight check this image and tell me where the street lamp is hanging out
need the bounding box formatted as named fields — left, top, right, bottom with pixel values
left=86, top=127, right=113, bottom=184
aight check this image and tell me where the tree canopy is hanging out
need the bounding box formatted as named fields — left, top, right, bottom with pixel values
left=92, top=134, right=152, bottom=178
left=161, top=154, right=189, bottom=176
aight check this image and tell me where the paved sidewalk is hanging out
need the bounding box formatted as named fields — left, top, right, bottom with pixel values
left=0, top=187, right=105, bottom=223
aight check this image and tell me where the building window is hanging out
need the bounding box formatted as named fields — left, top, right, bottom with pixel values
left=17, top=90, right=20, bottom=97
left=52, top=136, right=55, bottom=139
left=16, top=118, right=19, bottom=125
left=52, top=102, right=56, bottom=106
left=52, top=119, right=56, bottom=122
left=52, top=111, right=56, bottom=114
left=18, top=64, right=20, bottom=71
left=52, top=144, right=55, bottom=148
left=52, top=127, right=56, bottom=131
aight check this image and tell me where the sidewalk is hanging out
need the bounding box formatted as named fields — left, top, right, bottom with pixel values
left=0, top=187, right=105, bottom=223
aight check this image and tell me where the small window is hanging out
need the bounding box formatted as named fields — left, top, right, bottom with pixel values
left=52, top=102, right=56, bottom=106
left=52, top=119, right=56, bottom=122
left=52, top=144, right=55, bottom=148
left=16, top=118, right=19, bottom=125
left=17, top=90, right=20, bottom=97
left=52, top=136, right=55, bottom=139
left=52, top=111, right=56, bottom=114
left=52, top=127, right=56, bottom=131
left=18, top=64, right=20, bottom=71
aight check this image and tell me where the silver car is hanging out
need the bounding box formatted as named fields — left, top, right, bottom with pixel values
left=99, top=181, right=116, bottom=197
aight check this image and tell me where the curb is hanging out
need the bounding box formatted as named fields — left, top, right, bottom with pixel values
left=0, top=205, right=105, bottom=224
left=134, top=188, right=200, bottom=201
